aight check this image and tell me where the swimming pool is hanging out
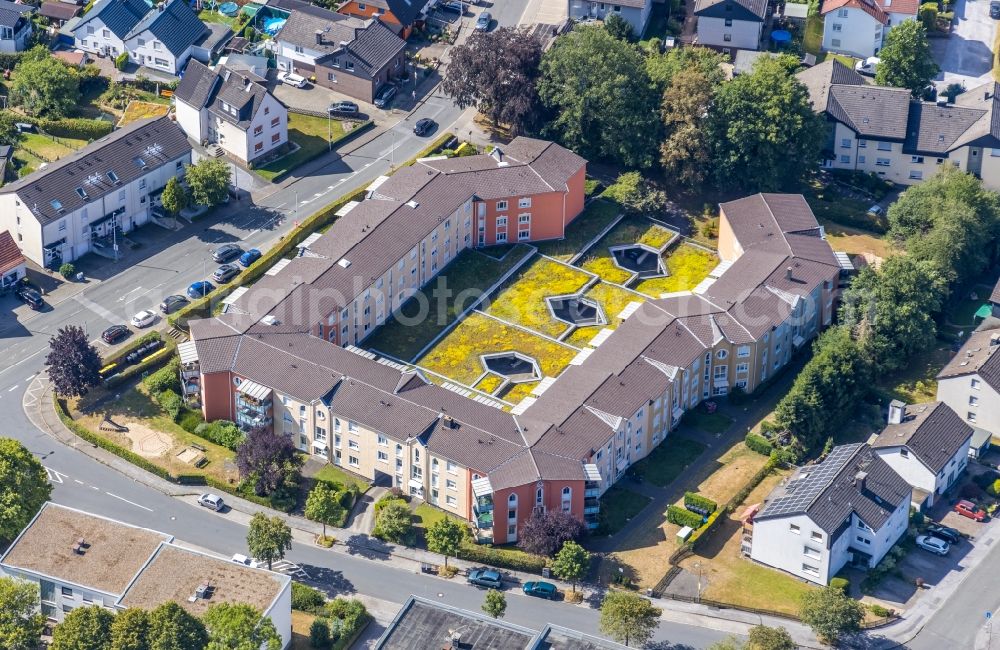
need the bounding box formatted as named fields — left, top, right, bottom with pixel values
left=262, top=17, right=286, bottom=35
left=219, top=2, right=239, bottom=17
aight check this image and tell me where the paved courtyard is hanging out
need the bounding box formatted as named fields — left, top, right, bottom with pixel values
left=931, top=0, right=996, bottom=89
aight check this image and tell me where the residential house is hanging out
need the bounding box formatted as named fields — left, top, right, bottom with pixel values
left=694, top=0, right=767, bottom=55
left=870, top=401, right=972, bottom=509
left=39, top=1, right=82, bottom=29
left=123, top=0, right=209, bottom=75
left=0, top=503, right=292, bottom=647
left=749, top=443, right=912, bottom=585
left=797, top=60, right=1000, bottom=190
left=0, top=0, right=35, bottom=53
left=337, top=0, right=430, bottom=39
left=0, top=144, right=11, bottom=184
left=820, top=0, right=918, bottom=59
left=568, top=0, right=653, bottom=39
left=0, top=229, right=26, bottom=289
left=71, top=0, right=150, bottom=58
left=0, top=116, right=192, bottom=268
left=937, top=327, right=1000, bottom=437
left=273, top=0, right=406, bottom=103
left=989, top=277, right=1000, bottom=317
left=174, top=60, right=289, bottom=164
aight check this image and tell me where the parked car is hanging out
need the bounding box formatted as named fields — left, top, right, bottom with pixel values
left=101, top=324, right=130, bottom=344
left=855, top=56, right=880, bottom=77
left=15, top=284, right=44, bottom=310
left=213, top=264, right=240, bottom=283
left=198, top=493, right=225, bottom=511
left=867, top=204, right=884, bottom=217
left=159, top=294, right=189, bottom=314
left=916, top=534, right=950, bottom=556
left=231, top=553, right=259, bottom=567
left=211, top=243, right=242, bottom=263
left=278, top=71, right=308, bottom=88
left=130, top=309, right=157, bottom=328
left=954, top=499, right=986, bottom=521
left=328, top=101, right=359, bottom=115
left=991, top=0, right=1000, bottom=19
left=239, top=248, right=262, bottom=268
left=374, top=85, right=397, bottom=109
left=439, top=0, right=464, bottom=13
left=925, top=523, right=962, bottom=544
left=522, top=581, right=557, bottom=599
left=475, top=11, right=492, bottom=30
left=187, top=281, right=215, bottom=299
left=467, top=568, right=503, bottom=588
left=413, top=118, right=436, bottom=136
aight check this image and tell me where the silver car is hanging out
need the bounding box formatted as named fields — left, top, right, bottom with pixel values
left=198, top=493, right=225, bottom=511
left=916, top=534, right=949, bottom=556
left=475, top=11, right=491, bottom=30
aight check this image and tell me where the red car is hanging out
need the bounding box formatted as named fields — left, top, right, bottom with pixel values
left=954, top=500, right=986, bottom=521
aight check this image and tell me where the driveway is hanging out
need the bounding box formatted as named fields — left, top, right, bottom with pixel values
left=931, top=0, right=996, bottom=89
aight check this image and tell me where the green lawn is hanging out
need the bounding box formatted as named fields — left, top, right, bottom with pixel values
left=18, top=132, right=86, bottom=162
left=413, top=502, right=464, bottom=532
left=535, top=199, right=621, bottom=262
left=484, top=256, right=592, bottom=338
left=363, top=245, right=533, bottom=361
left=597, top=486, right=653, bottom=536
left=256, top=113, right=356, bottom=181
left=803, top=13, right=824, bottom=56
left=313, top=464, right=370, bottom=492
left=564, top=282, right=645, bottom=347
left=633, top=244, right=717, bottom=297
left=579, top=215, right=677, bottom=284
left=683, top=409, right=734, bottom=434
left=199, top=8, right=237, bottom=26
left=12, top=148, right=44, bottom=177
left=631, top=437, right=708, bottom=488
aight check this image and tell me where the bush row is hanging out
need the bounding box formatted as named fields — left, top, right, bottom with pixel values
left=142, top=358, right=180, bottom=394
left=103, top=340, right=177, bottom=389
left=194, top=420, right=244, bottom=451
left=744, top=432, right=773, bottom=456
left=683, top=492, right=717, bottom=514
left=456, top=542, right=548, bottom=574
left=666, top=505, right=704, bottom=529
left=400, top=132, right=456, bottom=168
left=14, top=115, right=115, bottom=141
left=686, top=508, right=723, bottom=547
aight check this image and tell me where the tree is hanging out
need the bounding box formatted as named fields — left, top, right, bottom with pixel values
left=0, top=577, right=45, bottom=650
left=517, top=509, right=584, bottom=556
left=441, top=27, right=542, bottom=135
left=10, top=46, right=80, bottom=118
left=482, top=589, right=507, bottom=619
left=50, top=606, right=114, bottom=650
left=425, top=516, right=466, bottom=567
left=110, top=608, right=150, bottom=650
left=746, top=625, right=796, bottom=650
left=0, top=438, right=52, bottom=543
left=45, top=325, right=102, bottom=398
left=246, top=513, right=292, bottom=571
left=373, top=500, right=413, bottom=544
left=184, top=158, right=231, bottom=207
left=551, top=541, right=590, bottom=593
left=602, top=171, right=667, bottom=215
left=160, top=176, right=189, bottom=217
left=304, top=481, right=345, bottom=540
left=705, top=55, right=824, bottom=191
left=603, top=13, right=633, bottom=40
left=308, top=618, right=330, bottom=649
left=236, top=425, right=302, bottom=496
left=839, top=255, right=946, bottom=373
left=599, top=591, right=661, bottom=647
left=646, top=46, right=727, bottom=91
left=799, top=586, right=865, bottom=644
left=203, top=603, right=281, bottom=650
left=707, top=638, right=744, bottom=650
left=538, top=26, right=662, bottom=168
left=875, top=20, right=938, bottom=96
left=660, top=68, right=715, bottom=187
left=147, top=602, right=208, bottom=650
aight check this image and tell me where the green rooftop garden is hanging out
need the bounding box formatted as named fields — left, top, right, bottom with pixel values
left=633, top=244, right=717, bottom=297
left=484, top=255, right=592, bottom=338
left=564, top=282, right=645, bottom=348
left=535, top=199, right=621, bottom=262
left=578, top=215, right=677, bottom=284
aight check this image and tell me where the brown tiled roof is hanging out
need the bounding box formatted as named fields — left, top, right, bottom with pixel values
left=0, top=230, right=24, bottom=275
left=821, top=0, right=888, bottom=22
left=796, top=59, right=869, bottom=112
left=872, top=402, right=974, bottom=472
left=936, top=328, right=1000, bottom=391
left=992, top=278, right=1000, bottom=305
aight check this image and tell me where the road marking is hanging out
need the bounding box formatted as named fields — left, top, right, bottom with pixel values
left=90, top=485, right=100, bottom=490
left=8, top=385, right=17, bottom=392
left=105, top=492, right=153, bottom=512
left=74, top=479, right=84, bottom=485
left=118, top=286, right=145, bottom=302
left=44, top=467, right=66, bottom=484
left=24, top=375, right=34, bottom=382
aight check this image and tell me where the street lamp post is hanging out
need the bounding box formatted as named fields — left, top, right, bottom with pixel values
left=694, top=562, right=702, bottom=602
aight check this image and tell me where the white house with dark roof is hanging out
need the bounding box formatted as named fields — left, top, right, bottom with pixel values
left=0, top=0, right=35, bottom=53
left=567, top=0, right=652, bottom=39
left=694, top=0, right=767, bottom=53
left=870, top=401, right=972, bottom=509
left=749, top=443, right=912, bottom=585
left=71, top=0, right=151, bottom=58
left=0, top=116, right=191, bottom=268
left=937, top=327, right=1000, bottom=438
left=175, top=60, right=288, bottom=164
left=820, top=0, right=918, bottom=59
left=122, top=0, right=209, bottom=75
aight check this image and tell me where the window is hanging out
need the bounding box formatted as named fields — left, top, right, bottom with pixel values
left=87, top=26, right=94, bottom=34
left=254, top=125, right=263, bottom=136
left=349, top=455, right=359, bottom=467
left=378, top=434, right=388, bottom=446
left=832, top=23, right=842, bottom=31
left=877, top=141, right=892, bottom=151
left=803, top=546, right=821, bottom=559
left=496, top=200, right=508, bottom=211
left=295, top=45, right=304, bottom=53
left=613, top=4, right=621, bottom=9
left=810, top=531, right=823, bottom=541
left=802, top=563, right=820, bottom=576
left=909, top=170, right=923, bottom=180
left=496, top=216, right=507, bottom=227
left=348, top=421, right=358, bottom=433
left=509, top=493, right=517, bottom=506
left=972, top=377, right=981, bottom=390
left=789, top=524, right=800, bottom=534
left=518, top=213, right=531, bottom=223
left=496, top=232, right=507, bottom=243
left=348, top=440, right=359, bottom=451
left=61, top=587, right=73, bottom=597
left=254, top=142, right=263, bottom=153
left=858, top=155, right=866, bottom=164
left=103, top=29, right=110, bottom=37
left=876, top=158, right=891, bottom=167
left=858, top=139, right=867, bottom=148
left=716, top=349, right=727, bottom=359
left=519, top=197, right=532, bottom=208
left=518, top=230, right=530, bottom=240
left=723, top=33, right=732, bottom=42
left=314, top=427, right=327, bottom=442
left=856, top=536, right=871, bottom=545
left=837, top=7, right=848, bottom=15
left=911, top=156, right=925, bottom=164
left=446, top=479, right=457, bottom=490
left=970, top=395, right=979, bottom=406
left=736, top=362, right=749, bottom=373
left=446, top=460, right=457, bottom=474
left=725, top=17, right=732, bottom=25
left=840, top=155, right=851, bottom=164
left=346, top=61, right=354, bottom=71
left=900, top=448, right=909, bottom=458
left=446, top=495, right=457, bottom=507
left=737, top=345, right=750, bottom=357
left=271, top=133, right=281, bottom=144
left=968, top=411, right=978, bottom=422
left=378, top=451, right=388, bottom=462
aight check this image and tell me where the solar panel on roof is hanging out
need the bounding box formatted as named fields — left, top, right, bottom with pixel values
left=762, top=444, right=861, bottom=517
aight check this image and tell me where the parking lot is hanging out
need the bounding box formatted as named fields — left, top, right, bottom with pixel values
left=931, top=0, right=996, bottom=89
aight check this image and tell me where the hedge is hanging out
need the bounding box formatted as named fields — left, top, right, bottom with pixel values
left=456, top=542, right=547, bottom=574
left=683, top=492, right=717, bottom=514
left=666, top=505, right=704, bottom=529
left=104, top=340, right=177, bottom=389
left=831, top=576, right=849, bottom=591
left=726, top=455, right=780, bottom=513
left=292, top=582, right=326, bottom=612
left=21, top=116, right=115, bottom=141
left=744, top=432, right=773, bottom=456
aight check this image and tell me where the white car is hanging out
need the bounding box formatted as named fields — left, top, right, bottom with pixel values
left=231, top=553, right=260, bottom=568
left=855, top=56, right=880, bottom=77
left=916, top=534, right=950, bottom=556
left=131, top=310, right=157, bottom=328
left=197, top=493, right=225, bottom=511
left=278, top=71, right=308, bottom=88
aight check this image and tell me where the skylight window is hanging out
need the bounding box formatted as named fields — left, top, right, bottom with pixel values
left=50, top=199, right=62, bottom=210
left=75, top=188, right=88, bottom=199
left=107, top=170, right=119, bottom=183
left=133, top=157, right=147, bottom=169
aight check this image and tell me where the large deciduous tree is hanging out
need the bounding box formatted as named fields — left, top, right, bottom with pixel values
left=45, top=325, right=102, bottom=398
left=517, top=509, right=584, bottom=556
left=425, top=516, right=466, bottom=567
left=599, top=590, right=661, bottom=647
left=442, top=27, right=542, bottom=136
left=875, top=20, right=939, bottom=97
left=603, top=13, right=634, bottom=40
left=203, top=603, right=281, bottom=650
left=799, top=586, right=865, bottom=644
left=482, top=589, right=507, bottom=619
left=646, top=46, right=727, bottom=91
left=0, top=438, right=52, bottom=543
left=551, top=541, right=590, bottom=593
left=660, top=68, right=715, bottom=187
left=50, top=606, right=114, bottom=650
left=304, top=481, right=345, bottom=540
left=11, top=46, right=80, bottom=118
left=373, top=499, right=413, bottom=544
left=160, top=176, right=190, bottom=217
left=109, top=608, right=150, bottom=650
left=148, top=602, right=208, bottom=650
left=246, top=513, right=292, bottom=571
left=184, top=158, right=231, bottom=207
left=705, top=55, right=824, bottom=192
left=0, top=577, right=45, bottom=650
left=538, top=26, right=661, bottom=168
left=236, top=425, right=302, bottom=495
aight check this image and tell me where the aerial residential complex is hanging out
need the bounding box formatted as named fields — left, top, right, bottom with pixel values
left=183, top=139, right=849, bottom=543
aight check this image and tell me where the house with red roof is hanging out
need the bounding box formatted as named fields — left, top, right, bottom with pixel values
left=0, top=229, right=26, bottom=290
left=820, top=0, right=918, bottom=59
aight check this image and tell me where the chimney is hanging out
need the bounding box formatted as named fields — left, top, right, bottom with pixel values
left=888, top=399, right=906, bottom=425
left=785, top=266, right=793, bottom=280
left=158, top=1, right=164, bottom=11
left=315, top=30, right=324, bottom=45
left=854, top=471, right=868, bottom=492
left=990, top=333, right=1000, bottom=350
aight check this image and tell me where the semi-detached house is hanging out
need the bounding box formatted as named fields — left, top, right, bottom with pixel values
left=937, top=328, right=1000, bottom=439
left=0, top=0, right=35, bottom=53
left=568, top=0, right=653, bottom=39
left=820, top=0, right=917, bottom=59
left=694, top=0, right=767, bottom=55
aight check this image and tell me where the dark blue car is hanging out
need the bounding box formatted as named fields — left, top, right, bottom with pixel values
left=187, top=281, right=215, bottom=299
left=239, top=248, right=262, bottom=268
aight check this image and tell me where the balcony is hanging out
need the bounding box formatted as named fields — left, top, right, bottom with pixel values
left=584, top=497, right=600, bottom=515
left=236, top=395, right=272, bottom=411
left=474, top=495, right=494, bottom=513
left=585, top=487, right=600, bottom=498
left=476, top=511, right=494, bottom=528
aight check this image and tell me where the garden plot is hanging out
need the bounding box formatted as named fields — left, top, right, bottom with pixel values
left=483, top=255, right=594, bottom=338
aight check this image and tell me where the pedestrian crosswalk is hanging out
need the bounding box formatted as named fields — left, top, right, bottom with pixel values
left=269, top=560, right=311, bottom=580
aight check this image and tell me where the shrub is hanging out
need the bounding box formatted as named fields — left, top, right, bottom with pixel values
left=309, top=618, right=330, bottom=649
left=143, top=358, right=181, bottom=394
left=156, top=389, right=183, bottom=420
left=269, top=485, right=298, bottom=513
left=869, top=603, right=894, bottom=618
left=59, top=262, right=76, bottom=278
left=456, top=543, right=547, bottom=573
left=40, top=117, right=114, bottom=140
left=683, top=492, right=717, bottom=514
left=194, top=420, right=244, bottom=450
left=177, top=408, right=204, bottom=433
left=292, top=582, right=326, bottom=612
left=666, top=505, right=704, bottom=529
left=114, top=52, right=128, bottom=71
left=989, top=478, right=1000, bottom=497
left=909, top=507, right=924, bottom=527
left=745, top=432, right=774, bottom=456
left=830, top=577, right=849, bottom=592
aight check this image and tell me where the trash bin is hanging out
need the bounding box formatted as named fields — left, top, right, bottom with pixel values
left=75, top=272, right=85, bottom=282
left=542, top=567, right=551, bottom=578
